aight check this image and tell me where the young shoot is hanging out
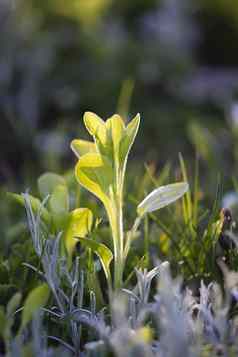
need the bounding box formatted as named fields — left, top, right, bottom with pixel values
left=71, top=112, right=188, bottom=290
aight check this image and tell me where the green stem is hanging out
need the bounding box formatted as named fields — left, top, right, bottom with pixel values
left=113, top=188, right=124, bottom=290
left=144, top=215, right=149, bottom=267
left=109, top=160, right=127, bottom=290
left=124, top=216, right=142, bottom=262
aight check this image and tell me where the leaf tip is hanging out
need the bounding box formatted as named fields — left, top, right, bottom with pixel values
left=70, top=139, right=80, bottom=158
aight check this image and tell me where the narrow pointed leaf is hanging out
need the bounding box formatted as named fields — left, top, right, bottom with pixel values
left=137, top=182, right=189, bottom=216
left=119, top=113, right=140, bottom=165
left=75, top=237, right=113, bottom=280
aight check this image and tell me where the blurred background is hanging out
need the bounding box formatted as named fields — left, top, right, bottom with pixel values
left=1, top=0, right=238, bottom=298
left=1, top=0, right=238, bottom=188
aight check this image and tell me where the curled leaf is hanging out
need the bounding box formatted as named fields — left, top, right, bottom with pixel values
left=75, top=152, right=113, bottom=210
left=71, top=139, right=96, bottom=158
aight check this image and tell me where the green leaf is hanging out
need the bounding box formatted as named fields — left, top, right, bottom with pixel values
left=84, top=112, right=107, bottom=145
left=49, top=185, right=69, bottom=215
left=137, top=182, right=189, bottom=216
left=4, top=293, right=22, bottom=343
left=75, top=237, right=113, bottom=281
left=49, top=185, right=69, bottom=230
left=64, top=208, right=93, bottom=254
left=7, top=292, right=22, bottom=317
left=8, top=192, right=50, bottom=224
left=71, top=139, right=96, bottom=158
left=38, top=172, right=66, bottom=199
left=106, top=114, right=125, bottom=157
left=0, top=307, right=6, bottom=338
left=75, top=153, right=113, bottom=212
left=20, top=283, right=50, bottom=332
left=120, top=113, right=140, bottom=166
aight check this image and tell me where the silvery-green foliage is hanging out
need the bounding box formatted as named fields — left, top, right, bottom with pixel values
left=23, top=192, right=49, bottom=257
left=135, top=266, right=160, bottom=305
left=70, top=305, right=109, bottom=341
left=11, top=259, right=238, bottom=356
left=18, top=193, right=238, bottom=356
left=123, top=263, right=167, bottom=304
left=105, top=294, right=153, bottom=357
left=9, top=318, right=72, bottom=357
left=109, top=327, right=154, bottom=357
left=31, top=313, right=48, bottom=357
left=22, top=192, right=84, bottom=354
left=154, top=264, right=196, bottom=357
left=9, top=338, right=23, bottom=357
left=122, top=262, right=170, bottom=331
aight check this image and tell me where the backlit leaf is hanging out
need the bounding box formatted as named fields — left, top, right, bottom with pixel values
left=120, top=114, right=140, bottom=166
left=75, top=237, right=113, bottom=281
left=75, top=153, right=113, bottom=210
left=137, top=182, right=189, bottom=216
left=71, top=139, right=96, bottom=158
left=84, top=111, right=107, bottom=145
left=64, top=208, right=93, bottom=254
left=106, top=114, right=125, bottom=156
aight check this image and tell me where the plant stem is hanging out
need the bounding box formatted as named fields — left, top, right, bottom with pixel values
left=113, top=188, right=124, bottom=290
left=144, top=215, right=149, bottom=267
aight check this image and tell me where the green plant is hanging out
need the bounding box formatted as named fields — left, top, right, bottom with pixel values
left=71, top=112, right=188, bottom=290
left=6, top=113, right=238, bottom=356
left=9, top=172, right=93, bottom=261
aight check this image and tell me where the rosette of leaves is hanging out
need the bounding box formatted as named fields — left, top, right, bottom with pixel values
left=71, top=112, right=188, bottom=290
